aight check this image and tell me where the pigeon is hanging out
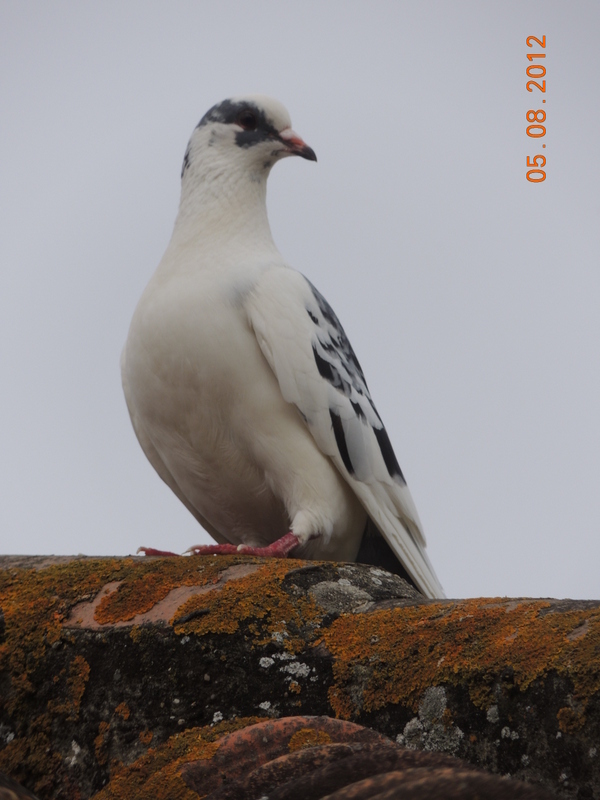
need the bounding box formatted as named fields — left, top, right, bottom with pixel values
left=122, top=95, right=444, bottom=598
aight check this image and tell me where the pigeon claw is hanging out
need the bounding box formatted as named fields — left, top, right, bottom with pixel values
left=137, top=546, right=181, bottom=557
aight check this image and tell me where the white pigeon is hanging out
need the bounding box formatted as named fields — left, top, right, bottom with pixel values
left=122, top=95, right=445, bottom=598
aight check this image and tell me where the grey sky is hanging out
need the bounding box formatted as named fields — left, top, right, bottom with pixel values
left=1, top=1, right=598, bottom=599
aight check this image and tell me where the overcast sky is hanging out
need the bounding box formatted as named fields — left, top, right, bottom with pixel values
left=1, top=1, right=598, bottom=600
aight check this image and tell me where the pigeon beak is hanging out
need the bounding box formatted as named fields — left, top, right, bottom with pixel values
left=279, top=127, right=317, bottom=162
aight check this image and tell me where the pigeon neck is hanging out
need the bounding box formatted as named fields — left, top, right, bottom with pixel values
left=173, top=164, right=275, bottom=252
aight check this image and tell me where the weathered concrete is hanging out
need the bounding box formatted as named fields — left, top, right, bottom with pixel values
left=0, top=555, right=598, bottom=799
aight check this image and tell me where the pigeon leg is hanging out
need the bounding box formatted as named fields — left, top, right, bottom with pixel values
left=187, top=531, right=300, bottom=558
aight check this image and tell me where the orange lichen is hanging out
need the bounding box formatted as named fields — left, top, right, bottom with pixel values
left=171, top=558, right=322, bottom=653
left=557, top=706, right=584, bottom=734
left=46, top=655, right=91, bottom=720
left=115, top=702, right=130, bottom=721
left=322, top=598, right=600, bottom=718
left=2, top=556, right=600, bottom=798
left=68, top=656, right=91, bottom=715
left=288, top=728, right=332, bottom=751
left=0, top=726, right=65, bottom=798
left=0, top=555, right=321, bottom=796
left=0, top=560, right=129, bottom=698
left=93, top=559, right=218, bottom=624
left=92, top=718, right=260, bottom=800
left=95, top=721, right=111, bottom=766
left=0, top=558, right=144, bottom=790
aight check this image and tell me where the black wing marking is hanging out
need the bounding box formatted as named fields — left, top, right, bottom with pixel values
left=304, top=278, right=406, bottom=484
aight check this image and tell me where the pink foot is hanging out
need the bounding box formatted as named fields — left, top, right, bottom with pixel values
left=187, top=532, right=300, bottom=558
left=138, top=532, right=301, bottom=559
left=238, top=531, right=300, bottom=558
left=136, top=546, right=180, bottom=557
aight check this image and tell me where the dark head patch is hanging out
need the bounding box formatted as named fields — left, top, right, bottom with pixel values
left=196, top=99, right=280, bottom=150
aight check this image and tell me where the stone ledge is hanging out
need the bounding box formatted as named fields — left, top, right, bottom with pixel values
left=0, top=555, right=598, bottom=799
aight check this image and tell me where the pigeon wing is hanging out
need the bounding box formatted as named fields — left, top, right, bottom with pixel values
left=246, top=267, right=445, bottom=599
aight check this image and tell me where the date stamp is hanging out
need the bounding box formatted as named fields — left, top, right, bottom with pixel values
left=526, top=35, right=546, bottom=182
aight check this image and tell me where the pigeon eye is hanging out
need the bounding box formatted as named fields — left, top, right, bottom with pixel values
left=237, top=110, right=258, bottom=131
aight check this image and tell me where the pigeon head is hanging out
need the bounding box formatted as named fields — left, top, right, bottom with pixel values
left=181, top=95, right=317, bottom=181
